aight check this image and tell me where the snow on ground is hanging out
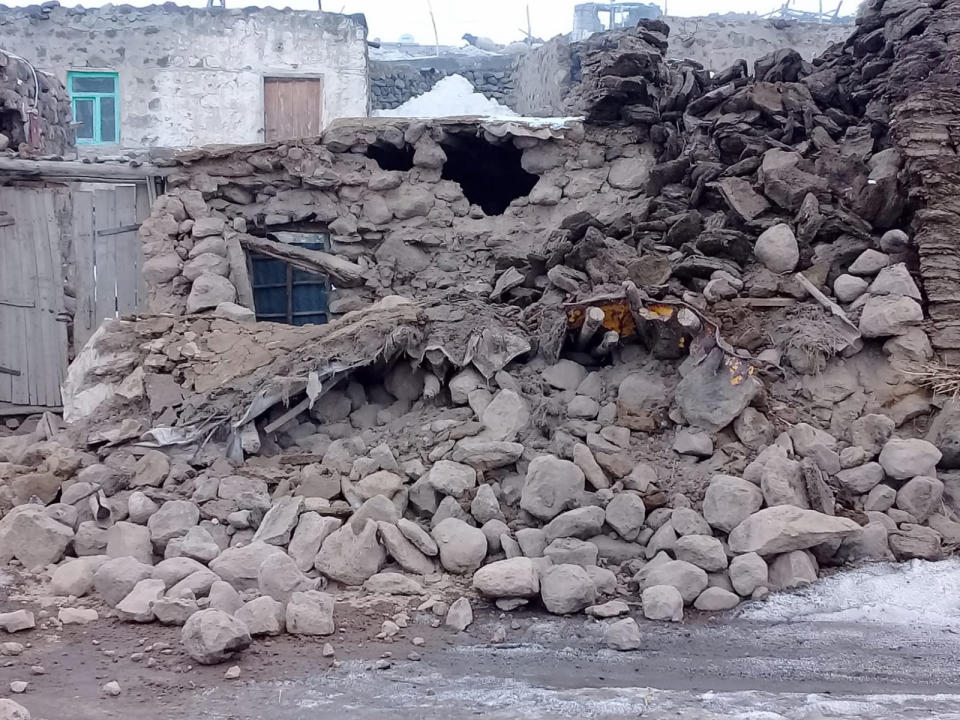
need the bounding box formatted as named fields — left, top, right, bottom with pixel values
left=741, top=558, right=960, bottom=628
left=374, top=74, right=519, bottom=118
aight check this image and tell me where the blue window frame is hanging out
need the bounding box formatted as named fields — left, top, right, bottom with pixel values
left=67, top=71, right=120, bottom=145
left=251, top=233, right=330, bottom=326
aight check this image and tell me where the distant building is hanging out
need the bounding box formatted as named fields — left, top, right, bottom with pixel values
left=572, top=2, right=663, bottom=41
left=0, top=2, right=370, bottom=151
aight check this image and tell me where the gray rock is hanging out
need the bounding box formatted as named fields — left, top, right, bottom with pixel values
left=186, top=273, right=237, bottom=313
left=605, top=617, right=643, bottom=650
left=147, top=500, right=199, bottom=548
left=836, top=522, right=894, bottom=562
left=51, top=556, right=107, bottom=597
left=168, top=569, right=219, bottom=599
left=836, top=463, right=885, bottom=494
left=377, top=521, right=436, bottom=575
left=363, top=572, right=425, bottom=595
left=733, top=408, right=775, bottom=450
left=59, top=607, right=99, bottom=625
left=859, top=295, right=923, bottom=338
left=152, top=597, right=199, bottom=626
left=879, top=438, right=942, bottom=480
left=73, top=521, right=109, bottom=556
left=645, top=521, right=677, bottom=559
left=397, top=518, right=438, bottom=556
left=573, top=443, right=609, bottom=490
left=896, top=476, right=944, bottom=522
left=472, top=557, right=540, bottom=598
left=674, top=535, right=728, bottom=572
left=209, top=541, right=286, bottom=591
left=481, top=390, right=530, bottom=441
left=207, top=580, right=243, bottom=615
left=702, top=475, right=764, bottom=532
left=93, top=557, right=153, bottom=607
left=543, top=506, right=606, bottom=542
left=869, top=263, right=921, bottom=299
left=431, top=518, right=487, bottom=574
left=428, top=460, right=477, bottom=498
left=754, top=223, right=799, bottom=273
left=542, top=359, right=587, bottom=391
left=470, top=484, right=504, bottom=524
left=694, top=587, right=740, bottom=611
left=181, top=609, right=251, bottom=664
left=116, top=578, right=166, bottom=622
left=258, top=553, right=313, bottom=603
left=850, top=414, right=896, bottom=457
left=351, top=494, right=401, bottom=527
left=450, top=439, right=524, bottom=470
left=0, top=610, right=35, bottom=633
left=604, top=493, right=646, bottom=541
left=520, top=455, right=585, bottom=521
left=890, top=524, right=943, bottom=561
left=0, top=506, right=73, bottom=569
left=848, top=248, right=890, bottom=276
left=540, top=564, right=596, bottom=614
left=864, top=483, right=897, bottom=511
left=252, top=496, right=303, bottom=545
left=641, top=585, right=683, bottom=622
left=152, top=557, right=208, bottom=588
left=767, top=550, right=818, bottom=590
left=670, top=508, right=711, bottom=536
left=445, top=597, right=473, bottom=631
left=179, top=526, right=221, bottom=564
left=236, top=596, right=284, bottom=636
left=0, top=699, right=31, bottom=720
left=586, top=600, right=630, bottom=618
left=315, top=520, right=386, bottom=585
left=543, top=537, right=599, bottom=567
left=833, top=274, right=869, bottom=303
left=286, top=590, right=336, bottom=635
left=616, top=372, right=668, bottom=430
left=760, top=456, right=808, bottom=509
left=728, top=552, right=768, bottom=596
left=585, top=565, right=617, bottom=595
left=636, top=560, right=708, bottom=604
left=355, top=471, right=404, bottom=501
left=727, top=506, right=860, bottom=555
left=127, top=492, right=160, bottom=524
left=789, top=423, right=838, bottom=456
left=516, top=527, right=548, bottom=557
left=288, top=513, right=342, bottom=572
left=673, top=429, right=714, bottom=457
left=674, top=349, right=762, bottom=433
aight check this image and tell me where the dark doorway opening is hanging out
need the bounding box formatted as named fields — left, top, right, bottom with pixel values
left=440, top=134, right=539, bottom=215
left=0, top=109, right=25, bottom=147
left=366, top=142, right=415, bottom=171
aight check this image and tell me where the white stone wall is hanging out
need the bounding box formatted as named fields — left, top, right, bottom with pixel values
left=0, top=5, right=369, bottom=150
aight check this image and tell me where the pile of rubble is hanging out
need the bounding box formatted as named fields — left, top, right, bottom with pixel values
left=2, top=0, right=960, bottom=668
left=0, top=49, right=74, bottom=156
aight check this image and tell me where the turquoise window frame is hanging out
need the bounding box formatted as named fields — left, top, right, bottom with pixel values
left=67, top=71, right=120, bottom=145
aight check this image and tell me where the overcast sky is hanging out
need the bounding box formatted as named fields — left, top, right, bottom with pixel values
left=3, top=0, right=853, bottom=44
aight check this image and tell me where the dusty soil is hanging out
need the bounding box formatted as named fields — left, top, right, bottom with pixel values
left=4, top=591, right=960, bottom=720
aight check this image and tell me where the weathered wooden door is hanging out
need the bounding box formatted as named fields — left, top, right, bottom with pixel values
left=264, top=77, right=324, bottom=141
left=72, top=183, right=147, bottom=350
left=0, top=186, right=69, bottom=413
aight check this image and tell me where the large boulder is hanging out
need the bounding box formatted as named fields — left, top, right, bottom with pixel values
left=702, top=475, right=763, bottom=533
left=727, top=506, right=860, bottom=556
left=896, top=476, right=944, bottom=522
left=209, top=542, right=286, bottom=591
left=258, top=553, right=313, bottom=603
left=186, top=273, right=237, bottom=313
left=0, top=506, right=73, bottom=569
left=859, top=296, right=923, bottom=338
left=472, top=557, right=540, bottom=598
left=288, top=514, right=342, bottom=572
left=543, top=506, right=606, bottom=541
left=635, top=560, right=708, bottom=604
left=605, top=617, right=643, bottom=650
left=235, top=596, right=284, bottom=636
left=674, top=535, right=728, bottom=572
left=674, top=349, right=762, bottom=432
left=147, top=500, right=199, bottom=547
left=181, top=609, right=251, bottom=665
left=427, top=460, right=477, bottom=498
left=520, top=455, right=585, bottom=521
left=642, top=585, right=683, bottom=622
left=315, top=520, right=386, bottom=586
left=878, top=438, right=942, bottom=480
left=431, top=518, right=487, bottom=574
left=754, top=223, right=799, bottom=273
left=728, top=552, right=768, bottom=596
left=539, top=564, right=596, bottom=614
left=376, top=521, right=437, bottom=575
left=252, top=495, right=303, bottom=545
left=285, top=590, right=336, bottom=636
left=604, top=493, right=646, bottom=541
left=106, top=522, right=154, bottom=565
left=116, top=578, right=166, bottom=622
left=767, top=550, right=818, bottom=591
left=93, top=556, right=153, bottom=607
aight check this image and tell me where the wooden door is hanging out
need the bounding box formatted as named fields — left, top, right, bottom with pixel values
left=264, top=77, right=324, bottom=141
left=0, top=186, right=69, bottom=413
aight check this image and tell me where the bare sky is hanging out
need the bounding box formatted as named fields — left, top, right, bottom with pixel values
left=2, top=0, right=852, bottom=44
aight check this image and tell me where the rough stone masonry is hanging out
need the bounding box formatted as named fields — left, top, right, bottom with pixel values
left=2, top=0, right=960, bottom=680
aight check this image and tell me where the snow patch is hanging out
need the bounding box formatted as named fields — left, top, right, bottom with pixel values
left=374, top=74, right=518, bottom=119
left=741, top=558, right=960, bottom=628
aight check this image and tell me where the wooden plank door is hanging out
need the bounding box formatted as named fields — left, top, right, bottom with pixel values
left=264, top=77, right=324, bottom=142
left=0, top=186, right=69, bottom=413
left=72, top=182, right=145, bottom=351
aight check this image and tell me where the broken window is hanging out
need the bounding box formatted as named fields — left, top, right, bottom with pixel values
left=366, top=141, right=415, bottom=171
left=440, top=134, right=538, bottom=215
left=67, top=71, right=120, bottom=145
left=250, top=232, right=330, bottom=325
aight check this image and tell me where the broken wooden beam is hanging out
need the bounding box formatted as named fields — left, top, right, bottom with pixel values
left=238, top=233, right=365, bottom=288
left=0, top=157, right=169, bottom=181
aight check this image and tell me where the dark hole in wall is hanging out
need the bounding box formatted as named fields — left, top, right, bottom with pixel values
left=441, top=134, right=539, bottom=215
left=366, top=142, right=415, bottom=171
left=0, top=109, right=25, bottom=147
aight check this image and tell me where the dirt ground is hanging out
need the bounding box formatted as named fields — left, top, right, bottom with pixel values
left=5, top=584, right=960, bottom=720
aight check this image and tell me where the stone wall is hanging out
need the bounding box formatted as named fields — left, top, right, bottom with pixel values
left=512, top=15, right=854, bottom=116
left=370, top=56, right=515, bottom=111
left=0, top=49, right=74, bottom=155
left=0, top=3, right=369, bottom=151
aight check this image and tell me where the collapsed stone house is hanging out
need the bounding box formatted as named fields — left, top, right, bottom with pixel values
left=0, top=2, right=369, bottom=151
left=2, top=0, right=960, bottom=671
